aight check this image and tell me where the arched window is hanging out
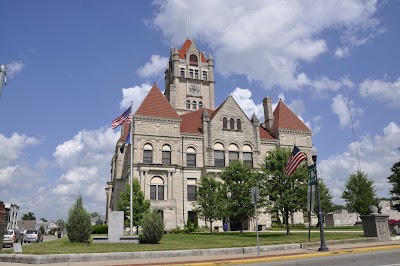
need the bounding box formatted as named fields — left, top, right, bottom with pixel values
left=228, top=144, right=239, bottom=163
left=230, top=118, right=235, bottom=130
left=214, top=142, right=225, bottom=167
left=192, top=101, right=197, bottom=109
left=223, top=117, right=228, bottom=129
left=243, top=145, right=253, bottom=167
left=237, top=119, right=241, bottom=131
left=199, top=101, right=203, bottom=109
left=162, top=144, right=171, bottom=165
left=189, top=54, right=198, bottom=66
left=143, top=143, right=153, bottom=164
left=186, top=147, right=196, bottom=166
left=150, top=176, right=164, bottom=200
left=186, top=100, right=191, bottom=109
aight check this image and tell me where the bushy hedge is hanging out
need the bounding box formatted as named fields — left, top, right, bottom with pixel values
left=92, top=225, right=108, bottom=234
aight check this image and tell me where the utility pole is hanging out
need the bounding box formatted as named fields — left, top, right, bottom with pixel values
left=0, top=65, right=6, bottom=100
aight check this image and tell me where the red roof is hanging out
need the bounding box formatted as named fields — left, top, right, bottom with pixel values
left=270, top=100, right=311, bottom=132
left=179, top=39, right=207, bottom=62
left=259, top=127, right=276, bottom=140
left=180, top=108, right=214, bottom=134
left=135, top=83, right=181, bottom=119
left=119, top=122, right=130, bottom=141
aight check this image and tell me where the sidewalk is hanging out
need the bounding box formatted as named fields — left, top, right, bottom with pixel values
left=1, top=237, right=399, bottom=265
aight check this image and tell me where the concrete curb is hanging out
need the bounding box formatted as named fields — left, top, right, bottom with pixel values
left=0, top=237, right=390, bottom=264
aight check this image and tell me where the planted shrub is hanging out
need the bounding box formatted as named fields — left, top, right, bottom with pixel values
left=65, top=194, right=92, bottom=243
left=141, top=210, right=165, bottom=244
left=92, top=225, right=108, bottom=234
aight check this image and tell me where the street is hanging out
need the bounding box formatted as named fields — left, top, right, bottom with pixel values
left=240, top=248, right=400, bottom=266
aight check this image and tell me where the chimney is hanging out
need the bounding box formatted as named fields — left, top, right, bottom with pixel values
left=263, top=97, right=274, bottom=131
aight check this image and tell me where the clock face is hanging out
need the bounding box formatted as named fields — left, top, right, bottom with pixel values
left=189, top=84, right=200, bottom=95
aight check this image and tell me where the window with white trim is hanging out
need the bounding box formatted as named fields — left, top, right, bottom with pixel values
left=228, top=144, right=239, bottom=163
left=150, top=176, right=164, bottom=200
left=186, top=147, right=196, bottom=167
left=187, top=178, right=197, bottom=201
left=143, top=143, right=153, bottom=164
left=243, top=144, right=253, bottom=167
left=162, top=144, right=171, bottom=165
left=214, top=142, right=225, bottom=167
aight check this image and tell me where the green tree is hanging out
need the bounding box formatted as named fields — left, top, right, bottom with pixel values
left=90, top=212, right=100, bottom=218
left=57, top=219, right=66, bottom=231
left=65, top=194, right=92, bottom=243
left=315, top=178, right=334, bottom=214
left=259, top=146, right=308, bottom=235
left=141, top=209, right=165, bottom=244
left=39, top=225, right=45, bottom=234
left=341, top=171, right=378, bottom=215
left=117, top=178, right=150, bottom=233
left=388, top=161, right=400, bottom=211
left=21, top=212, right=36, bottom=220
left=221, top=160, right=256, bottom=233
left=194, top=174, right=224, bottom=233
left=40, top=218, right=48, bottom=222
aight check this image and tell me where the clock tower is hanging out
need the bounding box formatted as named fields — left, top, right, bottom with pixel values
left=165, top=38, right=215, bottom=115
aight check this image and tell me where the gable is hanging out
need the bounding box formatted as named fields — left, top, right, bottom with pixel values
left=270, top=100, right=311, bottom=132
left=135, top=83, right=181, bottom=119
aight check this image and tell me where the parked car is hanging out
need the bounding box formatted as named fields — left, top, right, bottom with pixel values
left=24, top=229, right=43, bottom=243
left=3, top=229, right=24, bottom=247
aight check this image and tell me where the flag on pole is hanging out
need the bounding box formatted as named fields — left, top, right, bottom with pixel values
left=284, top=145, right=307, bottom=175
left=112, top=106, right=132, bottom=129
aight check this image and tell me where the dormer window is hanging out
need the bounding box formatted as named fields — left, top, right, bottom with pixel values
left=189, top=54, right=198, bottom=66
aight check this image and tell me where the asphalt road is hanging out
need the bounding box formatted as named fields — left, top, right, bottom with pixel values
left=241, top=248, right=400, bottom=266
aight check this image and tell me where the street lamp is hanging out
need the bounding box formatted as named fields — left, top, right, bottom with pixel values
left=0, top=64, right=6, bottom=99
left=310, top=146, right=329, bottom=252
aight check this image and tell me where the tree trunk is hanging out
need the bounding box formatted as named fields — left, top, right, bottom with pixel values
left=240, top=220, right=243, bottom=234
left=285, top=209, right=290, bottom=235
left=209, top=220, right=213, bottom=234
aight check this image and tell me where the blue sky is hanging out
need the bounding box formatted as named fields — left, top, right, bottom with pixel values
left=1, top=0, right=399, bottom=221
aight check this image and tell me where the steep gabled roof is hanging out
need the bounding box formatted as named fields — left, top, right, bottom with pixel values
left=180, top=108, right=214, bottom=134
left=270, top=100, right=311, bottom=132
left=179, top=38, right=207, bottom=62
left=135, top=83, right=180, bottom=119
left=259, top=126, right=276, bottom=140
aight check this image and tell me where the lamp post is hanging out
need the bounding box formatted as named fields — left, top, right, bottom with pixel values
left=310, top=146, right=329, bottom=251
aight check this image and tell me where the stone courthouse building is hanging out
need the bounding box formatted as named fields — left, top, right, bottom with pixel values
left=105, top=38, right=314, bottom=231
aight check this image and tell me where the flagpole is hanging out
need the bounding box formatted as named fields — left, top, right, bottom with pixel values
left=129, top=101, right=133, bottom=236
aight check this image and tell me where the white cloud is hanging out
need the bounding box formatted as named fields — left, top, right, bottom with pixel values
left=137, top=55, right=169, bottom=78
left=359, top=77, right=400, bottom=107
left=0, top=133, right=40, bottom=168
left=152, top=0, right=380, bottom=90
left=331, top=94, right=363, bottom=128
left=119, top=83, right=152, bottom=111
left=319, top=122, right=400, bottom=204
left=6, top=61, right=25, bottom=78
left=230, top=87, right=264, bottom=120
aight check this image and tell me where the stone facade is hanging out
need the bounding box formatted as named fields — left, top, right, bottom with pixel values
left=106, top=38, right=314, bottom=231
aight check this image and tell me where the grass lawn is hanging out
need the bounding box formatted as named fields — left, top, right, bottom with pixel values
left=1, top=231, right=364, bottom=255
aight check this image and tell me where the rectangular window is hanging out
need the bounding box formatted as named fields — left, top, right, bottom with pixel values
left=162, top=151, right=171, bottom=165
left=214, top=150, right=225, bottom=167
left=180, top=68, right=185, bottom=77
left=243, top=152, right=253, bottom=167
left=143, top=150, right=153, bottom=164
left=188, top=211, right=197, bottom=225
left=194, top=69, right=199, bottom=79
left=189, top=69, right=194, bottom=78
left=158, top=185, right=164, bottom=200
left=150, top=185, right=156, bottom=200
left=229, top=151, right=239, bottom=163
left=187, top=179, right=197, bottom=201
left=187, top=153, right=196, bottom=166
left=202, top=71, right=207, bottom=80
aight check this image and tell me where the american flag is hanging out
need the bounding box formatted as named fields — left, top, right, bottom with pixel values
left=284, top=146, right=307, bottom=176
left=111, top=106, right=132, bottom=129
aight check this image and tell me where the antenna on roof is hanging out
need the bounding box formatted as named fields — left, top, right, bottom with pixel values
left=186, top=18, right=189, bottom=39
